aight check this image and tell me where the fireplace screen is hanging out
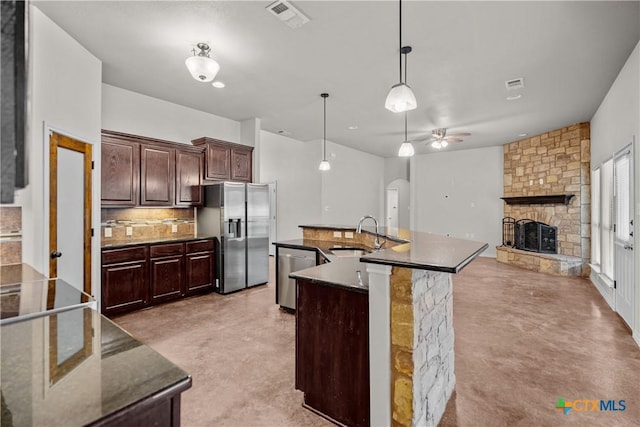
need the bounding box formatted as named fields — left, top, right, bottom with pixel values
left=514, top=219, right=557, bottom=254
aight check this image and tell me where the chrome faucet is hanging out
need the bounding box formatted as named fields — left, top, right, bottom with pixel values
left=356, top=215, right=383, bottom=250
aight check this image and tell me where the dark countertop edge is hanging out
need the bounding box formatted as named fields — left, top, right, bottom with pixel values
left=94, top=376, right=192, bottom=426
left=101, top=235, right=218, bottom=249
left=360, top=242, right=490, bottom=273
left=298, top=224, right=410, bottom=244
left=289, top=273, right=369, bottom=295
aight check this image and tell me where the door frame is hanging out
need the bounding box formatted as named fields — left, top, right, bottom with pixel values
left=48, top=128, right=93, bottom=295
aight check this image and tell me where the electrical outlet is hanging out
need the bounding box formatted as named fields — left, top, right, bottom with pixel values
left=104, top=228, right=112, bottom=238
left=333, top=231, right=342, bottom=238
left=126, top=226, right=133, bottom=236
left=539, top=178, right=544, bottom=184
left=171, top=224, right=178, bottom=233
left=345, top=231, right=354, bottom=239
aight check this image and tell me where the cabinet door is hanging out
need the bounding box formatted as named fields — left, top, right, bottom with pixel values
left=101, top=139, right=139, bottom=206
left=150, top=256, right=184, bottom=303
left=141, top=145, right=175, bottom=206
left=205, top=143, right=230, bottom=180
left=230, top=148, right=252, bottom=182
left=102, top=260, right=148, bottom=315
left=186, top=252, right=214, bottom=295
left=176, top=149, right=203, bottom=206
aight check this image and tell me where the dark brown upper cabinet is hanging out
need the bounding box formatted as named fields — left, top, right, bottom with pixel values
left=140, top=144, right=175, bottom=206
left=101, top=130, right=204, bottom=207
left=101, top=135, right=140, bottom=206
left=192, top=137, right=253, bottom=183
left=176, top=149, right=204, bottom=206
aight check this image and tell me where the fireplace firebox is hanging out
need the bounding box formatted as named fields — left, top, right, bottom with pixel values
left=515, top=219, right=557, bottom=254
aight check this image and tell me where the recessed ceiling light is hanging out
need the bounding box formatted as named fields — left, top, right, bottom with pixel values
left=212, top=81, right=225, bottom=88
left=347, top=125, right=359, bottom=130
left=506, top=94, right=522, bottom=101
left=277, top=130, right=291, bottom=136
left=519, top=133, right=528, bottom=137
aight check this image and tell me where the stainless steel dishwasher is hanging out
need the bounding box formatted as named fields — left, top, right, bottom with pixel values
left=277, top=247, right=317, bottom=311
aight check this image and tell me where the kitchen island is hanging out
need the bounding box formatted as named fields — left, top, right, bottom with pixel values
left=282, top=225, right=488, bottom=427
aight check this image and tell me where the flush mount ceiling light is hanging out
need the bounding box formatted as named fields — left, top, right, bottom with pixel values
left=185, top=43, right=220, bottom=82
left=398, top=112, right=415, bottom=157
left=319, top=93, right=331, bottom=171
left=385, top=0, right=417, bottom=113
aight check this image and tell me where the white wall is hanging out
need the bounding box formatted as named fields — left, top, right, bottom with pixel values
left=411, top=146, right=503, bottom=257
left=20, top=6, right=102, bottom=297
left=258, top=131, right=321, bottom=241
left=590, top=41, right=640, bottom=345
left=320, top=140, right=384, bottom=225
left=102, top=84, right=241, bottom=145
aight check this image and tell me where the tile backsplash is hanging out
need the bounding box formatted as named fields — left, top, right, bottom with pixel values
left=0, top=206, right=22, bottom=265
left=101, top=208, right=195, bottom=243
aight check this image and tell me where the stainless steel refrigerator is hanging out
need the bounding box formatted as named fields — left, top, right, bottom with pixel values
left=198, top=182, right=270, bottom=294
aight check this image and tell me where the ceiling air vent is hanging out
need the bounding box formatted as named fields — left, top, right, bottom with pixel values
left=505, top=78, right=524, bottom=90
left=266, top=0, right=310, bottom=29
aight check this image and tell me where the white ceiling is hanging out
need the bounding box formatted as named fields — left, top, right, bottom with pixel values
left=34, top=1, right=640, bottom=158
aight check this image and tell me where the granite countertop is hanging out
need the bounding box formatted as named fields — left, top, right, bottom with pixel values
left=275, top=238, right=372, bottom=261
left=289, top=258, right=369, bottom=294
left=0, top=263, right=46, bottom=286
left=0, top=307, right=191, bottom=426
left=299, top=225, right=488, bottom=273
left=101, top=234, right=218, bottom=249
left=0, top=277, right=95, bottom=325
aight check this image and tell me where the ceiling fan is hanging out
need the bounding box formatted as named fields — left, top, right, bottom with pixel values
left=412, top=128, right=471, bottom=149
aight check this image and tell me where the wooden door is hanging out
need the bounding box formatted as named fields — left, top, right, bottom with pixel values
left=49, top=131, right=92, bottom=295
left=101, top=138, right=139, bottom=206
left=176, top=149, right=203, bottom=206
left=186, top=252, right=214, bottom=294
left=140, top=144, right=174, bottom=206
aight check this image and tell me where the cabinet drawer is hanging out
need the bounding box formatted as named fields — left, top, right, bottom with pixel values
left=150, top=243, right=184, bottom=258
left=186, top=239, right=214, bottom=253
left=102, top=246, right=147, bottom=265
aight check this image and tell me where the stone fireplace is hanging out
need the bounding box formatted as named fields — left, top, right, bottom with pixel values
left=496, top=123, right=591, bottom=277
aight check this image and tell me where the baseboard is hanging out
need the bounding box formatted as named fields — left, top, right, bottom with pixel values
left=589, top=272, right=615, bottom=310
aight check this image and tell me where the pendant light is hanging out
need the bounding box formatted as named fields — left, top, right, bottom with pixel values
left=385, top=0, right=417, bottom=113
left=319, top=93, right=331, bottom=171
left=398, top=112, right=415, bottom=157
left=185, top=43, right=220, bottom=82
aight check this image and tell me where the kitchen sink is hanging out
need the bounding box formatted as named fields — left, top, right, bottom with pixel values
left=329, top=248, right=368, bottom=257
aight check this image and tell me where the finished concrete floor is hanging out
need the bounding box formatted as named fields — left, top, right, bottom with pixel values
left=114, top=257, right=640, bottom=426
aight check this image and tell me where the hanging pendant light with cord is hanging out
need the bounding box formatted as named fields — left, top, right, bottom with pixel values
left=185, top=43, right=220, bottom=82
left=319, top=93, right=331, bottom=171
left=398, top=112, right=415, bottom=157
left=385, top=0, right=417, bottom=113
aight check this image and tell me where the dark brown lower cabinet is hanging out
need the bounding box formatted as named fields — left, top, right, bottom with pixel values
left=102, top=247, right=149, bottom=316
left=185, top=239, right=214, bottom=295
left=102, top=238, right=215, bottom=316
left=295, top=280, right=369, bottom=427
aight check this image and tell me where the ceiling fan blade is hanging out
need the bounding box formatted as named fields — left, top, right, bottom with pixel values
left=408, top=138, right=432, bottom=143
left=446, top=132, right=471, bottom=138
left=443, top=137, right=463, bottom=143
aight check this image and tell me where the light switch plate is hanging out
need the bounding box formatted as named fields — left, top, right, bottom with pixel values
left=171, top=224, right=178, bottom=233
left=345, top=231, right=354, bottom=239
left=333, top=231, right=342, bottom=238
left=104, top=228, right=112, bottom=238
left=126, top=226, right=133, bottom=236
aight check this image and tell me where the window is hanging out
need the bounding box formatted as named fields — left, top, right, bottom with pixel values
left=591, top=167, right=601, bottom=267
left=600, top=159, right=614, bottom=281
